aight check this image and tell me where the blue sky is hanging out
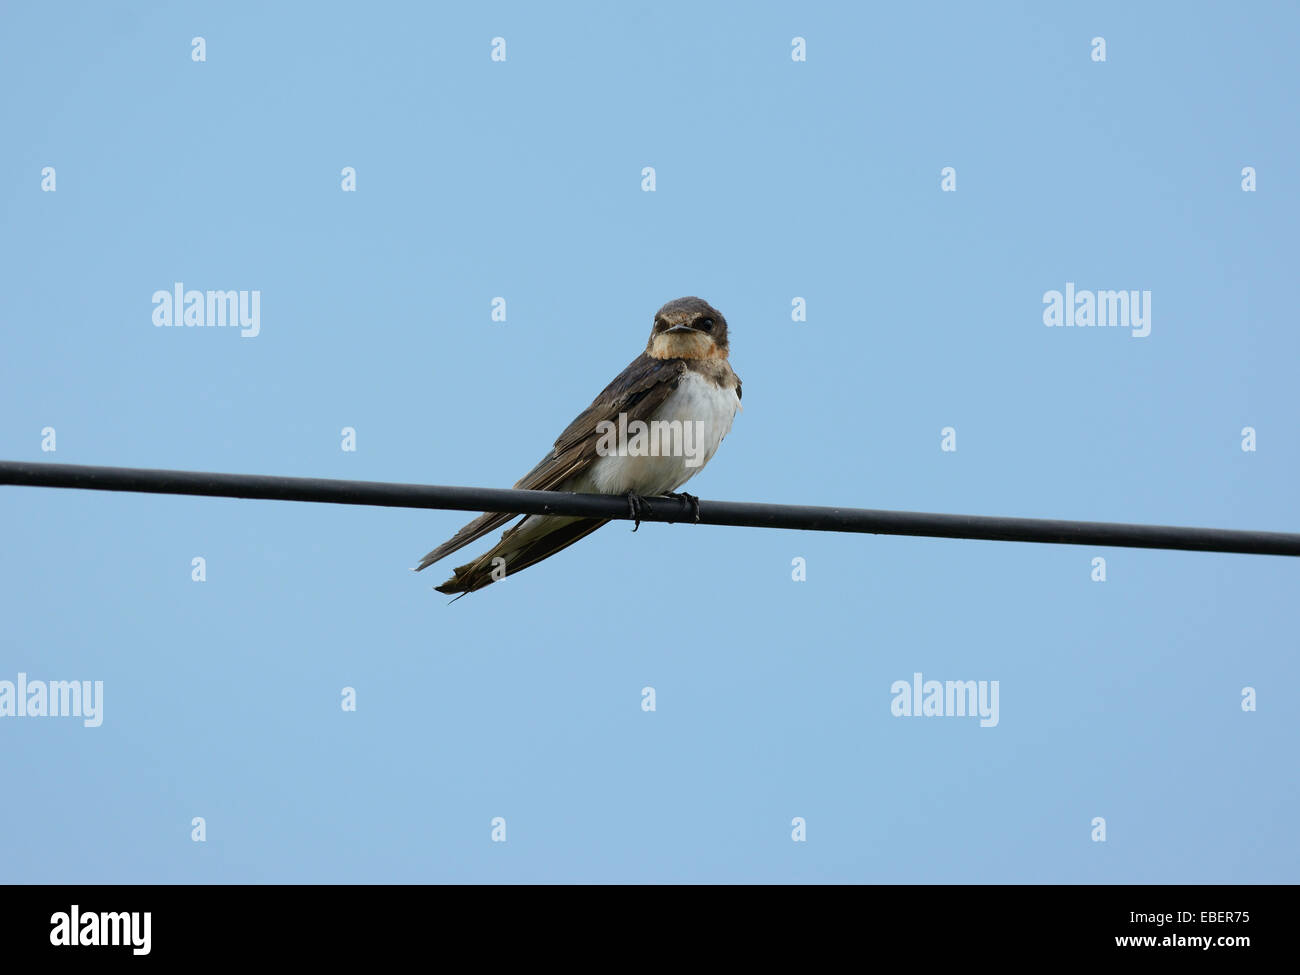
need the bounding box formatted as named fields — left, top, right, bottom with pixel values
left=1, top=1, right=1296, bottom=883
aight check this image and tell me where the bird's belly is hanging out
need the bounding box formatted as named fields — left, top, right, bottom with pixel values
left=576, top=371, right=740, bottom=497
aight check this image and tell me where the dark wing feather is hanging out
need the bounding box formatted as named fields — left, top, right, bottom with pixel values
left=413, top=510, right=521, bottom=572
left=415, top=355, right=686, bottom=572
left=434, top=517, right=611, bottom=595
left=513, top=354, right=687, bottom=491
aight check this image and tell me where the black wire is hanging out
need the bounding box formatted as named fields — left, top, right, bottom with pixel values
left=2, top=459, right=1298, bottom=556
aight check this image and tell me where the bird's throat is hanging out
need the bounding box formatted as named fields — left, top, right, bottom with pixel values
left=648, top=331, right=726, bottom=360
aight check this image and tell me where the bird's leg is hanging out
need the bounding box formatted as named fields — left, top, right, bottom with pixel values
left=626, top=491, right=649, bottom=531
left=664, top=491, right=701, bottom=524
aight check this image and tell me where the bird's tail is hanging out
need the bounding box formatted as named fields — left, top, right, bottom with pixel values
left=414, top=510, right=518, bottom=572
left=434, top=515, right=610, bottom=595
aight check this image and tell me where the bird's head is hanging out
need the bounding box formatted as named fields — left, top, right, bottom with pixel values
left=646, top=297, right=729, bottom=360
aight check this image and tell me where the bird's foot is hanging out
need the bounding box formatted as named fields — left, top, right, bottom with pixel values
left=664, top=491, right=701, bottom=523
left=626, top=491, right=649, bottom=531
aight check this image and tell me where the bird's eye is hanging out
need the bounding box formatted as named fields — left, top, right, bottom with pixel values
left=698, top=318, right=714, bottom=331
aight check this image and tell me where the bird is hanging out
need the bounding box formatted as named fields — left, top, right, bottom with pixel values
left=415, top=296, right=742, bottom=595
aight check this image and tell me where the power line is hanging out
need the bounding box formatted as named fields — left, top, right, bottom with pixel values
left=2, top=459, right=1298, bottom=556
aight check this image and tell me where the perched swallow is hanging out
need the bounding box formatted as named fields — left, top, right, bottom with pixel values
left=416, top=296, right=742, bottom=595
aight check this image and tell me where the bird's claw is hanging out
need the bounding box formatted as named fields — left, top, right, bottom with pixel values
left=627, top=491, right=700, bottom=529
left=626, top=491, right=648, bottom=531
left=665, top=491, right=701, bottom=523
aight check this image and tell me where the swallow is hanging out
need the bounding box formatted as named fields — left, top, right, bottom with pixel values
left=415, top=296, right=742, bottom=595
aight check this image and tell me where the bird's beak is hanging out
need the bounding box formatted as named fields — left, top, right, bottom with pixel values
left=665, top=324, right=694, bottom=334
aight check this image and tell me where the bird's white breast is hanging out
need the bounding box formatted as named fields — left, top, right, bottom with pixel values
left=575, top=370, right=740, bottom=497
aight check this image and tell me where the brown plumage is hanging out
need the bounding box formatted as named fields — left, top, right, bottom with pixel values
left=416, top=297, right=740, bottom=595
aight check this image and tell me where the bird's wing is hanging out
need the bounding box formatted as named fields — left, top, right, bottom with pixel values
left=434, top=516, right=611, bottom=595
left=514, top=354, right=687, bottom=490
left=415, top=354, right=687, bottom=571
left=414, top=509, right=521, bottom=573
